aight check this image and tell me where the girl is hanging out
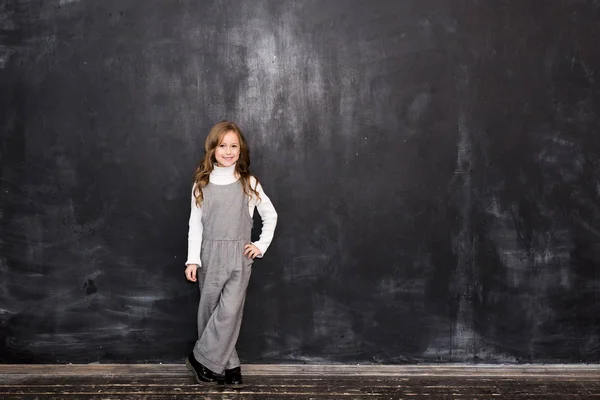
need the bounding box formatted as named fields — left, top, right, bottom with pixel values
left=184, top=121, right=277, bottom=389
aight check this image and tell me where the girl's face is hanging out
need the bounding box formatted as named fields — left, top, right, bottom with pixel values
left=214, top=130, right=240, bottom=167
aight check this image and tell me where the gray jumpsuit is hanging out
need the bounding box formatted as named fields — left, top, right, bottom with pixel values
left=192, top=180, right=253, bottom=374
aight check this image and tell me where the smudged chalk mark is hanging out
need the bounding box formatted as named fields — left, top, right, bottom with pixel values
left=0, top=48, right=15, bottom=69
left=405, top=91, right=432, bottom=129
left=83, top=279, right=97, bottom=295
left=0, top=1, right=17, bottom=70
left=59, top=0, right=82, bottom=6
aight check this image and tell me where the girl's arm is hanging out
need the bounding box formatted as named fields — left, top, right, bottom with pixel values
left=251, top=178, right=278, bottom=257
left=185, top=184, right=203, bottom=267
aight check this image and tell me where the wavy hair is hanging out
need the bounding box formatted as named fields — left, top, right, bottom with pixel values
left=192, top=121, right=260, bottom=207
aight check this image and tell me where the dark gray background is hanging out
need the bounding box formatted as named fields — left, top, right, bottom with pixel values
left=1, top=0, right=599, bottom=364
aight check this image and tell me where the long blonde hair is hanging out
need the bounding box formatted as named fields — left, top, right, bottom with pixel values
left=193, top=121, right=260, bottom=207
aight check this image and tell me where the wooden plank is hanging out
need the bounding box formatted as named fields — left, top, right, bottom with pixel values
left=0, top=387, right=597, bottom=399
left=1, top=375, right=597, bottom=386
left=1, top=376, right=599, bottom=393
left=0, top=396, right=586, bottom=399
left=1, top=373, right=599, bottom=399
left=0, top=364, right=599, bottom=377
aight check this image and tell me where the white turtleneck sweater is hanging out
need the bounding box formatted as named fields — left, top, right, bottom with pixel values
left=185, top=164, right=278, bottom=267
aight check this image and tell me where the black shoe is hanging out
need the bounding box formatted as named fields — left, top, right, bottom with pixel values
left=185, top=353, right=217, bottom=384
left=219, top=366, right=245, bottom=389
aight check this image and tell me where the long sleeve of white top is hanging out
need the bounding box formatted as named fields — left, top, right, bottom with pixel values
left=185, top=178, right=278, bottom=267
left=250, top=177, right=278, bottom=257
left=185, top=184, right=203, bottom=266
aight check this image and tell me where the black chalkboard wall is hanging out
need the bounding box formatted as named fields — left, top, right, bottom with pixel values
left=1, top=0, right=599, bottom=364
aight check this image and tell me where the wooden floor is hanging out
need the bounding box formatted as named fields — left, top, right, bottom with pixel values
left=1, top=364, right=599, bottom=399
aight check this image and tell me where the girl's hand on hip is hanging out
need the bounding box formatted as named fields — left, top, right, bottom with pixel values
left=185, top=264, right=198, bottom=282
left=244, top=244, right=262, bottom=259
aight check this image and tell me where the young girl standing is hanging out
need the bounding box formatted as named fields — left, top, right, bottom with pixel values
left=184, top=121, right=277, bottom=388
